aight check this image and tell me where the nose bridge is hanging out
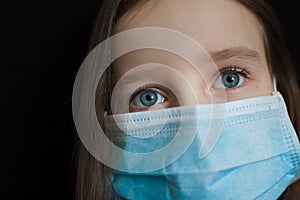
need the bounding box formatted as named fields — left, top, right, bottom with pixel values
left=175, top=69, right=212, bottom=107
left=178, top=43, right=220, bottom=106
left=195, top=83, right=212, bottom=104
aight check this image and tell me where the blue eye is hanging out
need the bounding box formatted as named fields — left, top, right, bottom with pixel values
left=214, top=69, right=247, bottom=89
left=222, top=73, right=242, bottom=88
left=132, top=90, right=165, bottom=107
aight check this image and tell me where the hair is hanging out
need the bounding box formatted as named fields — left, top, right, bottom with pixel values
left=73, top=0, right=300, bottom=199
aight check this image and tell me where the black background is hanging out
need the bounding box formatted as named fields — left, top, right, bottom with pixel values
left=2, top=1, right=299, bottom=199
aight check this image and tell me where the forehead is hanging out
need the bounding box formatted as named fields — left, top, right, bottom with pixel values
left=115, top=0, right=265, bottom=53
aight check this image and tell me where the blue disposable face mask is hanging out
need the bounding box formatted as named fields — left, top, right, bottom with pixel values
left=104, top=92, right=300, bottom=200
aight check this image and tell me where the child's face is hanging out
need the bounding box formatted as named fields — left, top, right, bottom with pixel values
left=111, top=0, right=273, bottom=113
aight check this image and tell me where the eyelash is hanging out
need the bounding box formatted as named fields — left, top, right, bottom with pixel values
left=219, top=66, right=251, bottom=79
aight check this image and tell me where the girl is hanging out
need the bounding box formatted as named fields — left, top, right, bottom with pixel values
left=73, top=0, right=300, bottom=199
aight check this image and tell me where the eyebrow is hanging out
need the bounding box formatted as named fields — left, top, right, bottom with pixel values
left=209, top=46, right=261, bottom=62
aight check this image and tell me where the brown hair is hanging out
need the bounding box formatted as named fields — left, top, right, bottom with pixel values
left=74, top=0, right=300, bottom=199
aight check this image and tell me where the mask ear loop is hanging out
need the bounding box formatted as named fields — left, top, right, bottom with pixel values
left=104, top=111, right=108, bottom=117
left=272, top=75, right=279, bottom=95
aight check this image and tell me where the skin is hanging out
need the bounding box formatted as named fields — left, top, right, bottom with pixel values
left=111, top=0, right=273, bottom=113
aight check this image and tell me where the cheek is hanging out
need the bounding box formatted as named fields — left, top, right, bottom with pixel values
left=255, top=75, right=273, bottom=95
left=254, top=65, right=273, bottom=94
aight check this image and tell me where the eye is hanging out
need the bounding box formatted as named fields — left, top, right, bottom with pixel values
left=131, top=89, right=166, bottom=107
left=213, top=67, right=249, bottom=89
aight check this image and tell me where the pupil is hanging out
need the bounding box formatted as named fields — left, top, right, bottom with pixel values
left=146, top=94, right=154, bottom=101
left=222, top=73, right=239, bottom=88
left=140, top=91, right=158, bottom=106
left=226, top=76, right=235, bottom=83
